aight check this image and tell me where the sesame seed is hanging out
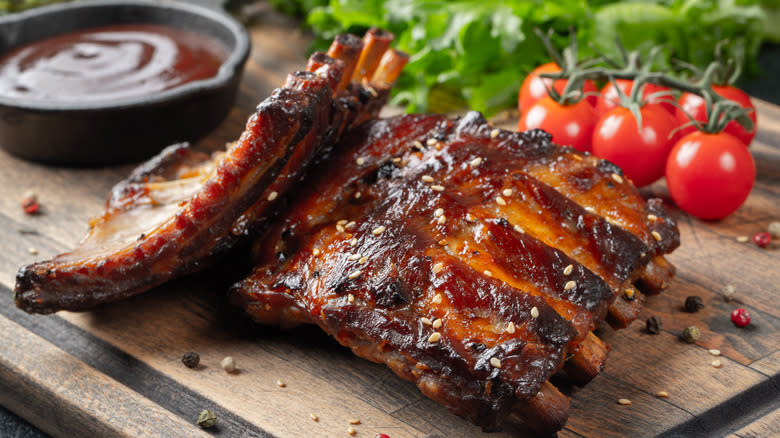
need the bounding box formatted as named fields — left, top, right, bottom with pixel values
left=496, top=196, right=507, bottom=206
left=656, top=391, right=669, bottom=398
left=611, top=173, right=624, bottom=184
left=585, top=206, right=596, bottom=213
left=354, top=192, right=362, bottom=199
left=530, top=307, right=539, bottom=318
left=428, top=332, right=442, bottom=343
left=564, top=280, right=577, bottom=290
left=490, top=129, right=500, bottom=139
left=502, top=188, right=513, bottom=197
left=432, top=262, right=444, bottom=274
left=617, top=398, right=631, bottom=406
left=421, top=175, right=434, bottom=183
left=483, top=270, right=493, bottom=277
left=337, top=219, right=348, bottom=225
left=345, top=221, right=356, bottom=230
left=513, top=225, right=525, bottom=234
left=347, top=427, right=357, bottom=436
left=413, top=140, right=424, bottom=150
left=431, top=185, right=445, bottom=192
left=490, top=357, right=502, bottom=368
left=432, top=293, right=442, bottom=304
left=310, top=413, right=319, bottom=422
left=432, top=319, right=443, bottom=329
left=709, top=349, right=721, bottom=356
left=359, top=256, right=368, bottom=264
left=28, top=247, right=38, bottom=255
left=276, top=379, right=286, bottom=388
left=506, top=322, right=516, bottom=334
left=347, top=252, right=361, bottom=260
left=563, top=264, right=573, bottom=275
left=647, top=214, right=658, bottom=221
left=437, top=215, right=447, bottom=224
left=392, top=157, right=402, bottom=163
left=372, top=225, right=386, bottom=235
left=336, top=224, right=345, bottom=232
left=466, top=213, right=476, bottom=222
left=349, top=419, right=361, bottom=425
left=652, top=231, right=663, bottom=241
left=267, top=191, right=278, bottom=201
left=470, top=157, right=483, bottom=167
left=356, top=157, right=365, bottom=165
left=348, top=294, right=355, bottom=303
left=421, top=317, right=432, bottom=326
left=426, top=138, right=438, bottom=146
left=434, top=208, right=444, bottom=217
left=348, top=270, right=362, bottom=280
left=350, top=238, right=358, bottom=246
left=712, top=359, right=723, bottom=368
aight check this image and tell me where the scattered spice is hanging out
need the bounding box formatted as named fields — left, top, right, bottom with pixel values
left=753, top=231, right=771, bottom=248
left=349, top=419, right=361, bottom=425
left=681, top=326, right=700, bottom=344
left=709, top=349, right=721, bottom=356
left=20, top=192, right=40, bottom=215
left=28, top=247, right=38, bottom=255
left=731, top=308, right=751, bottom=327
left=310, top=413, right=319, bottom=422
left=645, top=316, right=662, bottom=334
left=490, top=357, right=502, bottom=368
left=736, top=235, right=749, bottom=243
left=684, top=296, right=704, bottom=313
left=347, top=427, right=357, bottom=436
left=617, top=398, right=631, bottom=406
left=276, top=379, right=286, bottom=388
left=220, top=356, right=236, bottom=373
left=182, top=351, right=200, bottom=368
left=656, top=390, right=669, bottom=398
left=769, top=221, right=780, bottom=238
left=721, top=284, right=736, bottom=302
left=375, top=434, right=391, bottom=438
left=196, top=409, right=217, bottom=429
left=712, top=359, right=723, bottom=368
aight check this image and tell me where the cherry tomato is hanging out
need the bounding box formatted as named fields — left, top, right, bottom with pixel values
left=665, top=131, right=755, bottom=220
left=518, top=96, right=598, bottom=152
left=518, top=62, right=598, bottom=114
left=592, top=104, right=678, bottom=187
left=674, top=85, right=757, bottom=146
left=596, top=79, right=676, bottom=116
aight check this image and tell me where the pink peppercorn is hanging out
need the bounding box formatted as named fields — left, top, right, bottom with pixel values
left=753, top=232, right=771, bottom=248
left=731, top=308, right=751, bottom=328
left=375, top=435, right=391, bottom=438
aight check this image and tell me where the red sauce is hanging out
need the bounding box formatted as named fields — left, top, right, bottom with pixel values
left=0, top=24, right=227, bottom=103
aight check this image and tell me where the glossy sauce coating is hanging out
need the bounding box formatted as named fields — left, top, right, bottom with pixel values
left=0, top=24, right=227, bottom=102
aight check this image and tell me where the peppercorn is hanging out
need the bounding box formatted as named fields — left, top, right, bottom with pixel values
left=376, top=434, right=391, bottom=438
left=684, top=296, right=704, bottom=313
left=197, top=409, right=217, bottom=428
left=753, top=232, right=771, bottom=248
left=731, top=308, right=751, bottom=327
left=182, top=351, right=200, bottom=368
left=221, top=356, right=236, bottom=373
left=769, top=221, right=780, bottom=238
left=20, top=192, right=40, bottom=215
left=645, top=316, right=662, bottom=334
left=721, top=284, right=736, bottom=302
left=681, top=326, right=700, bottom=344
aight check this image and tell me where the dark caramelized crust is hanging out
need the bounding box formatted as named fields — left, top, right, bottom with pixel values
left=233, top=111, right=680, bottom=432
left=14, top=32, right=407, bottom=314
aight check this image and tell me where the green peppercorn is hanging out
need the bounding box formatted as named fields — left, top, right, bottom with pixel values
left=197, top=409, right=217, bottom=429
left=681, top=326, right=700, bottom=344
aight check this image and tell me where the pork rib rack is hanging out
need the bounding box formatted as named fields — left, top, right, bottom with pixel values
left=231, top=112, right=679, bottom=433
left=15, top=29, right=408, bottom=313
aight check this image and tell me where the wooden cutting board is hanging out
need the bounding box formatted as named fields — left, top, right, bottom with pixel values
left=1, top=8, right=778, bottom=438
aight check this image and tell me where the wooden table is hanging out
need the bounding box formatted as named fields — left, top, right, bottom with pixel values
left=1, top=8, right=778, bottom=438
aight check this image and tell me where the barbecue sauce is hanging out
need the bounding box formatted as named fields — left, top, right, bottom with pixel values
left=0, top=24, right=227, bottom=103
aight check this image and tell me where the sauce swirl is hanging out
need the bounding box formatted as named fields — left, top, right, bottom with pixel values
left=0, top=24, right=227, bottom=103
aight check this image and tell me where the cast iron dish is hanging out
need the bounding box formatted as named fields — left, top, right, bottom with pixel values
left=0, top=0, right=250, bottom=165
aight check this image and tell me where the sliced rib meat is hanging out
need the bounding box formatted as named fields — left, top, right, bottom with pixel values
left=15, top=30, right=408, bottom=314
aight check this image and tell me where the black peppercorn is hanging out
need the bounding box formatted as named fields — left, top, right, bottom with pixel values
left=684, top=296, right=704, bottom=313
left=645, top=316, right=662, bottom=334
left=182, top=351, right=200, bottom=368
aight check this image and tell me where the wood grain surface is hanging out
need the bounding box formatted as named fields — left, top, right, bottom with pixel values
left=0, top=6, right=778, bottom=438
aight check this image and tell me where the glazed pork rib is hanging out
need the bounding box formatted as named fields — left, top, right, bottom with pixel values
left=232, top=112, right=679, bottom=433
left=15, top=30, right=407, bottom=313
